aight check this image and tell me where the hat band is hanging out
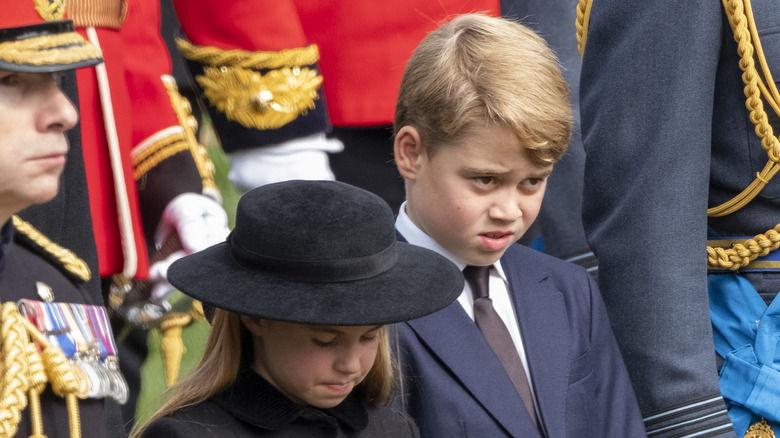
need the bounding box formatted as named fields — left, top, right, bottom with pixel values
left=230, top=236, right=399, bottom=283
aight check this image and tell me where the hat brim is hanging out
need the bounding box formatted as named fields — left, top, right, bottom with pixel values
left=168, top=241, right=463, bottom=326
left=0, top=22, right=103, bottom=73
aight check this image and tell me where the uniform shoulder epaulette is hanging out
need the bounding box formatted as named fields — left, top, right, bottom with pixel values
left=575, top=0, right=593, bottom=56
left=176, top=38, right=323, bottom=131
left=11, top=216, right=91, bottom=283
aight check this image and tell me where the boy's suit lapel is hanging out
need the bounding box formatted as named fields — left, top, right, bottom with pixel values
left=502, top=247, right=569, bottom=438
left=406, top=301, right=541, bottom=437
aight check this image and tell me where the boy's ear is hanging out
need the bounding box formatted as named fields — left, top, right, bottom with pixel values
left=394, top=126, right=424, bottom=179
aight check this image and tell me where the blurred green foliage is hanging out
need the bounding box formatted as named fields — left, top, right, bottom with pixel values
left=133, top=118, right=241, bottom=427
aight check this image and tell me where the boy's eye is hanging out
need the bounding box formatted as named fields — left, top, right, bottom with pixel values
left=521, top=177, right=544, bottom=187
left=475, top=176, right=497, bottom=186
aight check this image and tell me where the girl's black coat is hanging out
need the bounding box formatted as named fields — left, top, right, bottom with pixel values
left=142, top=369, right=419, bottom=437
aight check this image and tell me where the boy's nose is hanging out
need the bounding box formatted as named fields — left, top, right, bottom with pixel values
left=488, top=192, right=522, bottom=222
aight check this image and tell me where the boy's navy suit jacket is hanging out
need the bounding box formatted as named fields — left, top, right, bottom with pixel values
left=392, top=238, right=646, bottom=437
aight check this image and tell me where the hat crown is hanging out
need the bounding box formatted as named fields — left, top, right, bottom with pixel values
left=168, top=180, right=464, bottom=325
left=231, top=180, right=395, bottom=267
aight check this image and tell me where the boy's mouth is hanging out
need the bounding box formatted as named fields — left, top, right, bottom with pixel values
left=480, top=232, right=513, bottom=251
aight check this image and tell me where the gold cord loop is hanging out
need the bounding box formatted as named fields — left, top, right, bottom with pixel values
left=0, top=302, right=83, bottom=437
left=707, top=223, right=780, bottom=270
left=709, top=0, right=780, bottom=217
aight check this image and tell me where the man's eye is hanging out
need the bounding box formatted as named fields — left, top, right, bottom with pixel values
left=475, top=176, right=496, bottom=185
left=0, top=74, right=19, bottom=86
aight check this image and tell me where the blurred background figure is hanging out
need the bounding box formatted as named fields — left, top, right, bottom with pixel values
left=578, top=0, right=780, bottom=435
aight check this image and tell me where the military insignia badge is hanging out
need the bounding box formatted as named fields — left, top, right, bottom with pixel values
left=745, top=419, right=775, bottom=438
left=34, top=0, right=65, bottom=22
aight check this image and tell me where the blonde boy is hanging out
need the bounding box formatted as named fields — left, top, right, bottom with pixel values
left=392, top=14, right=646, bottom=437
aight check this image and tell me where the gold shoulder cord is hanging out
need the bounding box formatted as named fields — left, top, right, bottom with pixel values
left=1, top=218, right=91, bottom=436
left=11, top=216, right=91, bottom=282
left=575, top=0, right=780, bottom=271
left=708, top=0, right=780, bottom=271
left=0, top=302, right=85, bottom=438
left=575, top=0, right=593, bottom=56
left=159, top=75, right=220, bottom=201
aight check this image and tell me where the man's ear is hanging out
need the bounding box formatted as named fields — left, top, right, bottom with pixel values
left=394, top=126, right=424, bottom=180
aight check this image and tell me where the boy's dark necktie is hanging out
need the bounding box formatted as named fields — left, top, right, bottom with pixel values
left=463, top=265, right=538, bottom=426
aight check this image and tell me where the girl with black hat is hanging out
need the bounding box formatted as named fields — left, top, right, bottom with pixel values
left=131, top=180, right=463, bottom=437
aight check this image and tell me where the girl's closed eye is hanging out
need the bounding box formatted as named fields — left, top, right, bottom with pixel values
left=360, top=334, right=378, bottom=344
left=312, top=336, right=338, bottom=348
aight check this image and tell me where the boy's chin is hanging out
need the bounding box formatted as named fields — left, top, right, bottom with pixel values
left=464, top=250, right=507, bottom=267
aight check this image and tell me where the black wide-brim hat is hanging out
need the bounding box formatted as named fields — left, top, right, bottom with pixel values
left=0, top=21, right=103, bottom=73
left=168, top=180, right=463, bottom=326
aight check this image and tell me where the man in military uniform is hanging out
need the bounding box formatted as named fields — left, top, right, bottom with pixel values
left=0, top=9, right=125, bottom=437
left=578, top=0, right=780, bottom=436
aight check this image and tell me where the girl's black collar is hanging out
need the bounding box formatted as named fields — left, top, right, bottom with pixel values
left=212, top=367, right=370, bottom=432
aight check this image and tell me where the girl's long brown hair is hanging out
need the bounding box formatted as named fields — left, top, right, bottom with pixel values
left=131, top=309, right=396, bottom=437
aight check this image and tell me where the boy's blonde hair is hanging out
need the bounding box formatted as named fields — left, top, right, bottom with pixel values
left=394, top=13, right=572, bottom=166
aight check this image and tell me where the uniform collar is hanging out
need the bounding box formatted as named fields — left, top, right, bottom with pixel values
left=0, top=219, right=15, bottom=279
left=212, top=367, right=369, bottom=432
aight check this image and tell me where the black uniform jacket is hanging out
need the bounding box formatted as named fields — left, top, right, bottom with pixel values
left=143, top=368, right=419, bottom=437
left=0, top=220, right=115, bottom=438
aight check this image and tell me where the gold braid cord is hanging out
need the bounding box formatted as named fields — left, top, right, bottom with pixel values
left=12, top=216, right=91, bottom=282
left=0, top=302, right=85, bottom=438
left=160, top=75, right=220, bottom=200
left=0, top=33, right=102, bottom=67
left=710, top=0, right=780, bottom=217
left=708, top=223, right=780, bottom=270
left=575, top=0, right=594, bottom=56
left=705, top=0, right=780, bottom=270
left=176, top=39, right=323, bottom=131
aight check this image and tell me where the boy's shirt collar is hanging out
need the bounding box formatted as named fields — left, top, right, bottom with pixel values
left=395, top=202, right=508, bottom=281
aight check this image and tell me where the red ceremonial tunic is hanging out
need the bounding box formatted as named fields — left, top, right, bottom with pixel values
left=70, top=0, right=205, bottom=279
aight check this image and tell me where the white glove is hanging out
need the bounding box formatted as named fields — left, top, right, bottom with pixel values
left=228, top=132, right=344, bottom=192
left=148, top=193, right=230, bottom=305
